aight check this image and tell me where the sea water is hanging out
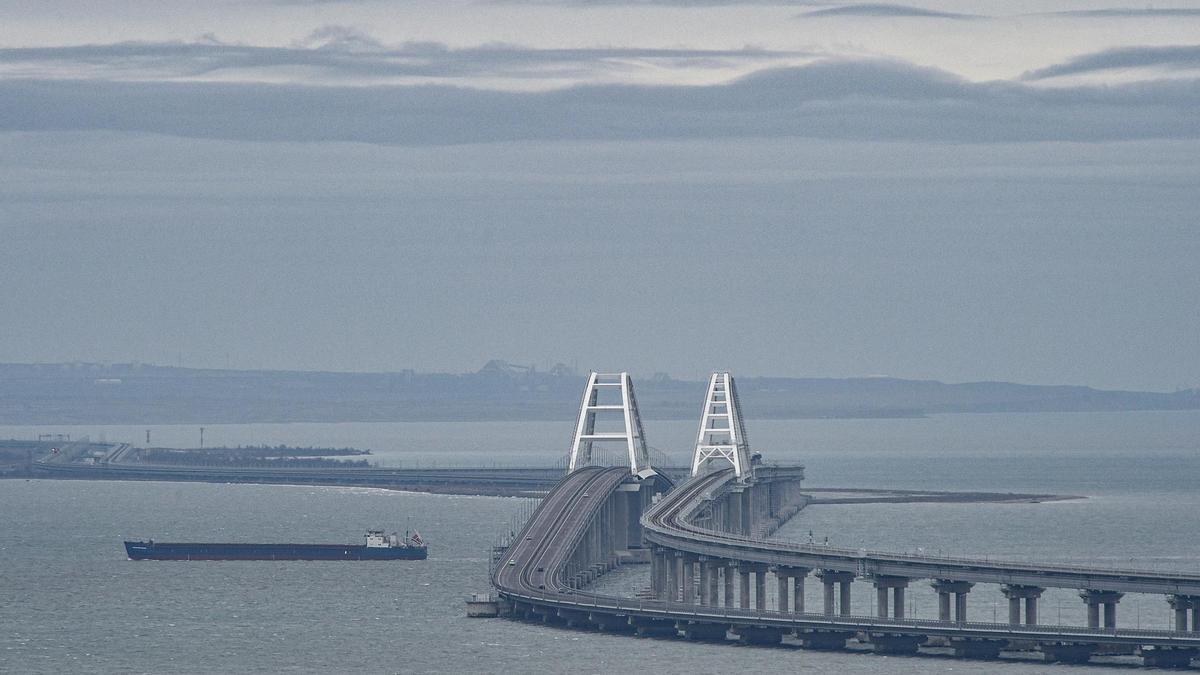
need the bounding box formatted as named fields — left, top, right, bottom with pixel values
left=1, top=411, right=1198, bottom=673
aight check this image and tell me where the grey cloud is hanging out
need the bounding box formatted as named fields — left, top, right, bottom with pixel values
left=2, top=59, right=1198, bottom=145
left=799, top=4, right=978, bottom=19
left=0, top=36, right=810, bottom=81
left=1040, top=8, right=1200, bottom=18
left=1023, top=45, right=1200, bottom=80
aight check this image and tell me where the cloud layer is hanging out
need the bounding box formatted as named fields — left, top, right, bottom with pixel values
left=1023, top=45, right=1200, bottom=80
left=798, top=4, right=977, bottom=19
left=3, top=58, right=1198, bottom=146
left=0, top=35, right=811, bottom=84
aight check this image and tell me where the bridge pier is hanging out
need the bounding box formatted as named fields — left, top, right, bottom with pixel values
left=754, top=566, right=767, bottom=610
left=1001, top=584, right=1043, bottom=626
left=817, top=570, right=854, bottom=616
left=678, top=620, right=728, bottom=641
left=773, top=566, right=807, bottom=613
left=1169, top=595, right=1199, bottom=632
left=868, top=632, right=923, bottom=655
left=873, top=576, right=909, bottom=619
left=667, top=551, right=681, bottom=602
left=1080, top=590, right=1123, bottom=629
left=702, top=560, right=720, bottom=606
left=682, top=554, right=696, bottom=604
left=950, top=638, right=1006, bottom=659
left=723, top=561, right=736, bottom=608
left=739, top=566, right=751, bottom=609
left=795, top=629, right=853, bottom=650
left=732, top=625, right=783, bottom=645
left=1141, top=646, right=1198, bottom=668
left=1040, top=642, right=1096, bottom=664
left=628, top=616, right=677, bottom=638
left=932, top=580, right=974, bottom=623
left=650, top=547, right=666, bottom=598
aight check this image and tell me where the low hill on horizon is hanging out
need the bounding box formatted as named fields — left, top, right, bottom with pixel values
left=0, top=362, right=1195, bottom=425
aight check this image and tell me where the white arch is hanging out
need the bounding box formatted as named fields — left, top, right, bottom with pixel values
left=690, top=372, right=752, bottom=479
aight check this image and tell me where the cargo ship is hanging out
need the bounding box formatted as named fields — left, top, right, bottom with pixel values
left=124, top=530, right=427, bottom=561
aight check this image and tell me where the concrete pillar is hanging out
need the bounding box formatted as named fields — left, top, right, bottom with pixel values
left=1001, top=584, right=1043, bottom=626
left=754, top=570, right=767, bottom=610
left=1170, top=595, right=1196, bottom=632
left=682, top=557, right=695, bottom=604
left=698, top=561, right=711, bottom=606
left=728, top=492, right=743, bottom=536
left=740, top=489, right=752, bottom=536
left=667, top=552, right=680, bottom=602
left=611, top=490, right=627, bottom=552
left=932, top=580, right=972, bottom=623
left=707, top=563, right=719, bottom=607
left=873, top=576, right=908, bottom=620
left=1080, top=590, right=1122, bottom=629
left=723, top=564, right=735, bottom=608
left=776, top=571, right=789, bottom=613
left=1192, top=606, right=1200, bottom=633
left=793, top=572, right=806, bottom=614
left=818, top=570, right=854, bottom=617
left=739, top=570, right=751, bottom=609
left=940, top=592, right=953, bottom=622
left=649, top=549, right=659, bottom=596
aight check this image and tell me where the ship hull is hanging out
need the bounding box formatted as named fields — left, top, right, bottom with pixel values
left=124, top=541, right=427, bottom=561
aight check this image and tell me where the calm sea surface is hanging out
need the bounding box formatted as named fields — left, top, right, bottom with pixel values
left=2, top=411, right=1198, bottom=673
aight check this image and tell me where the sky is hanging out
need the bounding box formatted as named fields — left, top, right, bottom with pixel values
left=1, top=1, right=1198, bottom=390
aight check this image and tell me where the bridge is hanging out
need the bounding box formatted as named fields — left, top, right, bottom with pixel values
left=490, top=371, right=1200, bottom=668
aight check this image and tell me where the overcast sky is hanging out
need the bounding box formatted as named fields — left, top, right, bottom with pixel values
left=1, top=1, right=1198, bottom=390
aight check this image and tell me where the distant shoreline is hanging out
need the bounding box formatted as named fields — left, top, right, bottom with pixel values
left=1, top=361, right=1195, bottom=426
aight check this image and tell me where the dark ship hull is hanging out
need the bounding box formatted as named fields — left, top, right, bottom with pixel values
left=124, top=540, right=427, bottom=561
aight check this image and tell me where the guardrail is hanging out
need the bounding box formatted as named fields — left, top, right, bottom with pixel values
left=644, top=469, right=1200, bottom=585
left=502, top=587, right=1200, bottom=645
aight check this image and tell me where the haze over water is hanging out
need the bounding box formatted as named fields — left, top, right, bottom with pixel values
left=3, top=411, right=1198, bottom=673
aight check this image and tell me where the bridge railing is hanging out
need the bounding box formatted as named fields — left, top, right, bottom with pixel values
left=502, top=588, right=1200, bottom=643
left=648, top=472, right=1200, bottom=582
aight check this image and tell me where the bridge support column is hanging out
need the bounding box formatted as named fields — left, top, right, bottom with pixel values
left=723, top=562, right=736, bottom=608
left=1080, top=590, right=1123, bottom=629
left=792, top=569, right=807, bottom=614
left=739, top=568, right=751, bottom=609
left=667, top=551, right=681, bottom=602
left=754, top=569, right=767, bottom=610
left=740, top=489, right=752, bottom=536
left=698, top=558, right=712, bottom=605
left=772, top=567, right=792, bottom=613
left=682, top=555, right=696, bottom=604
left=728, top=489, right=744, bottom=535
left=1001, top=584, right=1044, bottom=626
left=650, top=548, right=663, bottom=597
left=817, top=570, right=854, bottom=617
left=872, top=576, right=908, bottom=619
left=737, top=562, right=768, bottom=610
left=932, top=580, right=973, bottom=623
left=1169, top=595, right=1198, bottom=632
